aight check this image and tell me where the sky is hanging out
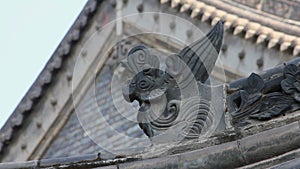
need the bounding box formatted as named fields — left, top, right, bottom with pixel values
left=0, top=1, right=88, bottom=128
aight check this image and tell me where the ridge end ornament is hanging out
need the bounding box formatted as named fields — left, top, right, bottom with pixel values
left=121, top=21, right=224, bottom=142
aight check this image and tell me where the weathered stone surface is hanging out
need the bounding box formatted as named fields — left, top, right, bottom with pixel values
left=239, top=147, right=300, bottom=169
left=0, top=160, right=38, bottom=169
left=180, top=141, right=244, bottom=169
left=269, top=157, right=300, bottom=169
left=40, top=154, right=99, bottom=168
left=239, top=122, right=300, bottom=164
left=121, top=21, right=224, bottom=142
left=119, top=155, right=180, bottom=169
left=93, top=166, right=118, bottom=169
left=1, top=122, right=300, bottom=169
left=228, top=58, right=300, bottom=128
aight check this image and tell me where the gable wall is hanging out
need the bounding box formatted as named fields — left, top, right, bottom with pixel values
left=2, top=0, right=298, bottom=162
left=42, top=0, right=298, bottom=159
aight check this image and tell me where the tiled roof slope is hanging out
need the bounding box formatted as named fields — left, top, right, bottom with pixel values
left=0, top=0, right=102, bottom=157
left=43, top=111, right=101, bottom=158
left=43, top=65, right=145, bottom=158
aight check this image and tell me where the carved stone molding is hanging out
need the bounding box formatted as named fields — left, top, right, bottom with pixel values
left=231, top=0, right=300, bottom=21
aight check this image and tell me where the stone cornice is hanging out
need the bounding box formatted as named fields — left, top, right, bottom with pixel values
left=161, top=0, right=300, bottom=56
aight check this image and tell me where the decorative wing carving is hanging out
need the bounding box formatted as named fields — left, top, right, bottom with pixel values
left=165, top=21, right=224, bottom=83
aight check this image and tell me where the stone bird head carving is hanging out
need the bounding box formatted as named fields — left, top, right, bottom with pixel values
left=122, top=21, right=224, bottom=141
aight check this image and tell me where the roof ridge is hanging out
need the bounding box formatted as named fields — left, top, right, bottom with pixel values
left=0, top=121, right=299, bottom=168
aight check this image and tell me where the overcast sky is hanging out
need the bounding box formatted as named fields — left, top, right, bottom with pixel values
left=0, top=1, right=87, bottom=128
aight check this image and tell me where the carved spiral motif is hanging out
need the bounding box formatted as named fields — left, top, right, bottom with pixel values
left=138, top=79, right=152, bottom=90
left=148, top=99, right=180, bottom=130
left=125, top=46, right=160, bottom=74
left=147, top=97, right=214, bottom=139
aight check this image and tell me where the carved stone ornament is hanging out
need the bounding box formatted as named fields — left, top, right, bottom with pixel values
left=121, top=21, right=224, bottom=141
left=229, top=63, right=300, bottom=127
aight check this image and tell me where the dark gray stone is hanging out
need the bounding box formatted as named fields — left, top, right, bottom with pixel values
left=93, top=166, right=118, bottom=169
left=180, top=141, right=244, bottom=169
left=269, top=157, right=300, bottom=169
left=238, top=147, right=300, bottom=169
left=228, top=60, right=300, bottom=127
left=122, top=21, right=224, bottom=141
left=239, top=122, right=300, bottom=164
left=119, top=155, right=180, bottom=169
left=270, top=158, right=300, bottom=169
left=40, top=154, right=99, bottom=168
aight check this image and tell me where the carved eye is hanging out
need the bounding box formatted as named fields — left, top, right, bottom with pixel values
left=139, top=80, right=150, bottom=90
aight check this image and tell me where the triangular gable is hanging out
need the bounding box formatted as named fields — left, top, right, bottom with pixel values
left=1, top=0, right=300, bottom=163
